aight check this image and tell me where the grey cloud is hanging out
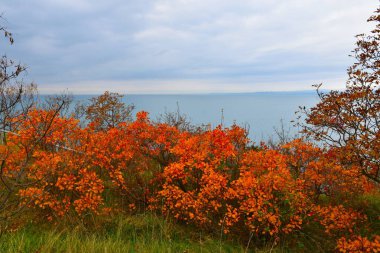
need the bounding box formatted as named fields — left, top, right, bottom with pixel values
left=0, top=0, right=378, bottom=93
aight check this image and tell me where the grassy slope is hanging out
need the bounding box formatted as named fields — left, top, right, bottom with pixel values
left=0, top=214, right=250, bottom=253
left=1, top=193, right=379, bottom=253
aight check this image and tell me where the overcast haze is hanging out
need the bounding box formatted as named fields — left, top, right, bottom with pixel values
left=0, top=0, right=378, bottom=94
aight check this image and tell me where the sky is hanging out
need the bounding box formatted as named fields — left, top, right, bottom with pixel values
left=0, top=0, right=379, bottom=94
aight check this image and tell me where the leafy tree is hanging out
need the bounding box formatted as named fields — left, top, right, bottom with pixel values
left=300, top=7, right=380, bottom=183
left=80, top=91, right=134, bottom=131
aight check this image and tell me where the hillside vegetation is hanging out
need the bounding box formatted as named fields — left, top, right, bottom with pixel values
left=1, top=5, right=380, bottom=253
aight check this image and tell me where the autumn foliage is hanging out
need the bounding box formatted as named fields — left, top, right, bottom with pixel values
left=0, top=105, right=377, bottom=251
left=337, top=235, right=380, bottom=253
left=1, top=6, right=380, bottom=253
left=300, top=8, right=380, bottom=184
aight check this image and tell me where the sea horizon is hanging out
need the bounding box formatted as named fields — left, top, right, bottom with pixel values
left=55, top=91, right=320, bottom=143
left=40, top=89, right=328, bottom=96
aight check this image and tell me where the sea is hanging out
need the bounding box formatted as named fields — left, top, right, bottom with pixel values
left=71, top=91, right=319, bottom=143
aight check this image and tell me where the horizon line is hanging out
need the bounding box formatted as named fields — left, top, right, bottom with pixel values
left=38, top=89, right=333, bottom=96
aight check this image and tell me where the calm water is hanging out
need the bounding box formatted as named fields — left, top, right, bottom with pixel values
left=74, top=92, right=319, bottom=142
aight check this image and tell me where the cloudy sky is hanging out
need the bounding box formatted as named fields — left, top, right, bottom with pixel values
left=0, top=0, right=378, bottom=94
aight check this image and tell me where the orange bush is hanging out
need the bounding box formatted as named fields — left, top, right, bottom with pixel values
left=311, top=205, right=365, bottom=235
left=0, top=108, right=377, bottom=250
left=6, top=109, right=105, bottom=218
left=85, top=111, right=180, bottom=210
left=156, top=126, right=247, bottom=227
left=337, top=235, right=380, bottom=252
left=282, top=139, right=371, bottom=201
left=225, top=149, right=308, bottom=237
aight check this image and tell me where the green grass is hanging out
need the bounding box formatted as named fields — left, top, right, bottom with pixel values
left=2, top=191, right=379, bottom=253
left=0, top=213, right=251, bottom=253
